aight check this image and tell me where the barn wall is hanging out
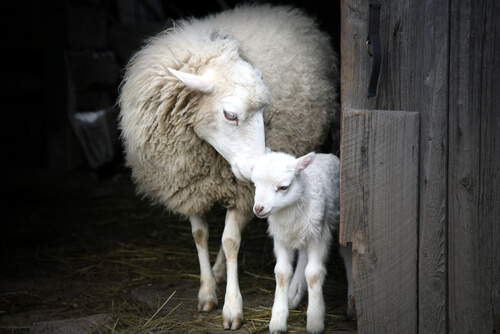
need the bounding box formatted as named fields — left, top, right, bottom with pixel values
left=340, top=1, right=420, bottom=332
left=448, top=0, right=500, bottom=332
left=340, top=0, right=499, bottom=333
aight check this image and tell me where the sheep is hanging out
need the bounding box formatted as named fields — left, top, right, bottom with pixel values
left=251, top=151, right=352, bottom=333
left=118, top=4, right=339, bottom=330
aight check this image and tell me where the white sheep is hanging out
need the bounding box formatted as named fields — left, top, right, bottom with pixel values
left=118, top=4, right=339, bottom=330
left=251, top=151, right=352, bottom=333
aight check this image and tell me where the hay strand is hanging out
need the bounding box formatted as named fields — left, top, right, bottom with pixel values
left=142, top=290, right=176, bottom=328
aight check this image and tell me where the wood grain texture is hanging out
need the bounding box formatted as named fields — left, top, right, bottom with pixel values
left=341, top=0, right=450, bottom=331
left=340, top=109, right=419, bottom=333
left=448, top=0, right=500, bottom=332
left=340, top=0, right=376, bottom=113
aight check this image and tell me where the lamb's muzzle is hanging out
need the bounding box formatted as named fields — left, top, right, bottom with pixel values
left=253, top=203, right=270, bottom=218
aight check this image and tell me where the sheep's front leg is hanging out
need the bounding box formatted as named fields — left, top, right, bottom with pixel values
left=190, top=215, right=217, bottom=312
left=305, top=242, right=328, bottom=334
left=221, top=209, right=249, bottom=330
left=270, top=240, right=294, bottom=334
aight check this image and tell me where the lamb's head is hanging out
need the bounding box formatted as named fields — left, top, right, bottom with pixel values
left=168, top=57, right=271, bottom=181
left=251, top=151, right=316, bottom=218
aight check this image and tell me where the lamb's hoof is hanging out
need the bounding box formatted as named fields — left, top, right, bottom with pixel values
left=269, top=318, right=287, bottom=334
left=270, top=326, right=287, bottom=334
left=306, top=314, right=324, bottom=334
left=270, top=329, right=287, bottom=334
left=198, top=300, right=217, bottom=312
left=223, top=316, right=242, bottom=330
left=306, top=322, right=324, bottom=334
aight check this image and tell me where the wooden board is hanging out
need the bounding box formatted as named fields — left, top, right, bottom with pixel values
left=341, top=0, right=450, bottom=331
left=448, top=0, right=500, bottom=332
left=340, top=109, right=419, bottom=333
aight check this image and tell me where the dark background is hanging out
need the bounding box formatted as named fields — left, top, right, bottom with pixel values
left=1, top=0, right=340, bottom=178
left=0, top=2, right=346, bottom=331
left=0, top=0, right=341, bottom=263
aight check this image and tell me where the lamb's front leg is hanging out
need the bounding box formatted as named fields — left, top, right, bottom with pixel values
left=270, top=240, right=294, bottom=334
left=221, top=209, right=249, bottom=330
left=305, top=242, right=328, bottom=334
left=190, top=215, right=217, bottom=312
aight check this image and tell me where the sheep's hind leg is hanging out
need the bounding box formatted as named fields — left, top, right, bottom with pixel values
left=190, top=215, right=218, bottom=312
left=212, top=244, right=226, bottom=284
left=221, top=209, right=249, bottom=330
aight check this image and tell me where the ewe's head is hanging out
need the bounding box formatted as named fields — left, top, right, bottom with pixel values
left=168, top=48, right=271, bottom=181
left=251, top=151, right=316, bottom=218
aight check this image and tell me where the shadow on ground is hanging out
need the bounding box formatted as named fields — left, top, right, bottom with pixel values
left=1, top=164, right=356, bottom=333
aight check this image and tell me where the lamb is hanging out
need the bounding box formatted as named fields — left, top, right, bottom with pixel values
left=118, top=4, right=339, bottom=330
left=251, top=151, right=352, bottom=334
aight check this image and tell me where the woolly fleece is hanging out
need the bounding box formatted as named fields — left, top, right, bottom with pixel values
left=118, top=4, right=339, bottom=218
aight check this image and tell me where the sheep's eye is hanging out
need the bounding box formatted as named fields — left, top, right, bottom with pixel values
left=223, top=110, right=238, bottom=123
left=277, top=185, right=289, bottom=192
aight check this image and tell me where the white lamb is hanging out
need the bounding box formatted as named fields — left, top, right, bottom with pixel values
left=251, top=151, right=352, bottom=334
left=118, top=4, right=339, bottom=329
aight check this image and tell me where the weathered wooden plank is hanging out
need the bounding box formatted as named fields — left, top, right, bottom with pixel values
left=374, top=3, right=451, bottom=330
left=401, top=1, right=450, bottom=332
left=340, top=0, right=376, bottom=112
left=341, top=0, right=452, bottom=332
left=340, top=109, right=419, bottom=333
left=448, top=0, right=500, bottom=333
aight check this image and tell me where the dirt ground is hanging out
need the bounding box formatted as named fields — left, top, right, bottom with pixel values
left=1, top=163, right=357, bottom=333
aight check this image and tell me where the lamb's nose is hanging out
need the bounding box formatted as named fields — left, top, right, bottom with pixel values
left=254, top=205, right=264, bottom=215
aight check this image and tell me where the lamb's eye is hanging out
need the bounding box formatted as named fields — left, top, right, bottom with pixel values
left=277, top=185, right=289, bottom=191
left=223, top=110, right=238, bottom=123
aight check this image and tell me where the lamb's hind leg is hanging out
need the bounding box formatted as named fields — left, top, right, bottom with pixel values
left=221, top=208, right=250, bottom=330
left=288, top=249, right=307, bottom=309
left=339, top=243, right=355, bottom=318
left=190, top=215, right=217, bottom=312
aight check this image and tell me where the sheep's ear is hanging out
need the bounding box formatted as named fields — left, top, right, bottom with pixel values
left=294, top=152, right=316, bottom=175
left=168, top=67, right=214, bottom=93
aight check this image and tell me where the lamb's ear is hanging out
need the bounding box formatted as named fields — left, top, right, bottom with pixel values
left=265, top=147, right=272, bottom=154
left=168, top=68, right=214, bottom=93
left=294, top=152, right=316, bottom=175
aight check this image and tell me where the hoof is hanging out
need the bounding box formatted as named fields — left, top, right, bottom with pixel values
left=271, top=330, right=287, bottom=334
left=198, top=300, right=217, bottom=312
left=223, top=316, right=242, bottom=330
left=269, top=319, right=287, bottom=334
